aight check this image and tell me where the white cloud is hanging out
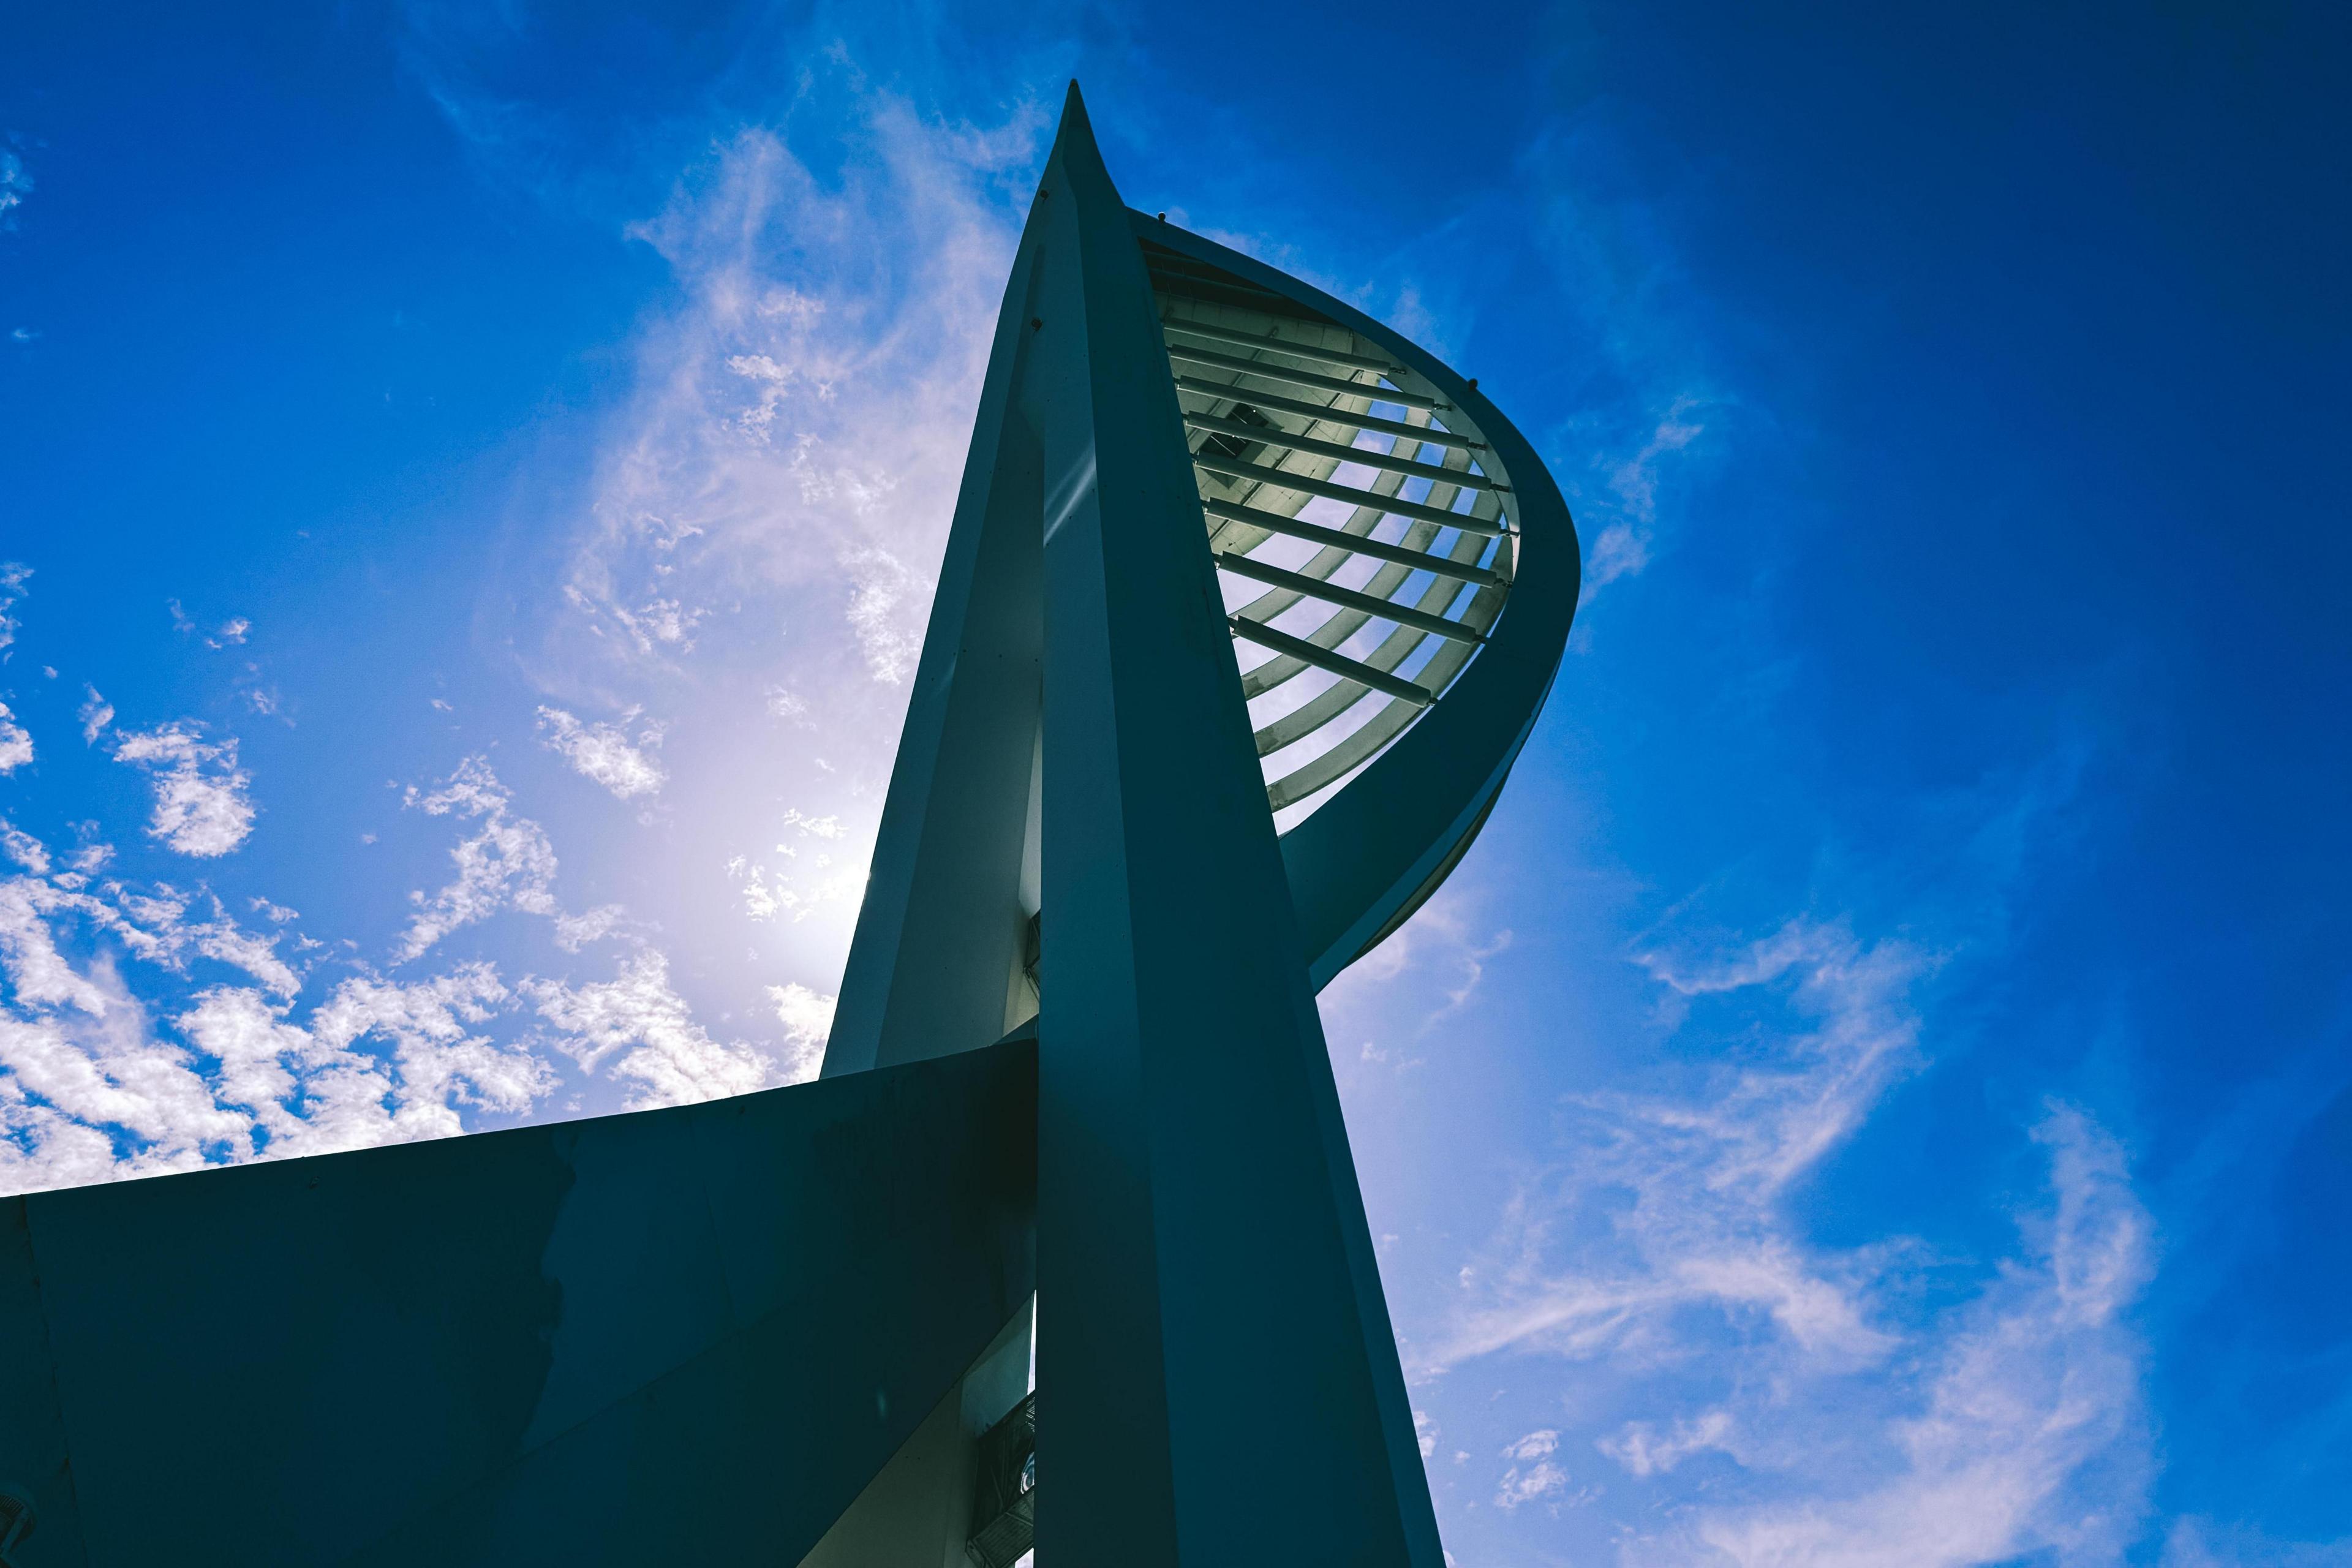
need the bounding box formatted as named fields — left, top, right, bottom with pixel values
left=562, top=589, right=706, bottom=657
left=765, top=980, right=834, bottom=1084
left=111, top=722, right=257, bottom=856
left=0, top=840, right=571, bottom=1194
left=552, top=903, right=625, bottom=952
left=1599, top=1409, right=1735, bottom=1479
left=0, top=821, right=47, bottom=876
left=167, top=965, right=560, bottom=1161
left=3, top=858, right=301, bottom=1009
left=78, top=685, right=113, bottom=744
left=0, top=872, right=284, bottom=1188
left=1497, top=1430, right=1571, bottom=1512
left=1505, top=1428, right=1560, bottom=1461
left=523, top=948, right=769, bottom=1109
left=778, top=806, right=845, bottom=840
left=842, top=544, right=924, bottom=684
left=547, top=83, right=1031, bottom=756
left=0, top=876, right=111, bottom=1013
left=205, top=616, right=251, bottom=649
left=726, top=349, right=797, bottom=442
left=735, top=861, right=780, bottom=921
left=172, top=986, right=385, bottom=1156
left=396, top=757, right=557, bottom=960
left=304, top=965, right=553, bottom=1142
left=192, top=919, right=301, bottom=1001
left=1, top=965, right=250, bottom=1189
left=535, top=705, right=667, bottom=799
left=0, top=701, right=31, bottom=773
left=0, top=561, right=29, bottom=652
left=726, top=848, right=859, bottom=926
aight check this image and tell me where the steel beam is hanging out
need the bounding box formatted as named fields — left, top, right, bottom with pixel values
left=1186, top=410, right=1501, bottom=489
left=1164, top=342, right=1445, bottom=410
left=1215, top=549, right=1480, bottom=643
left=1161, top=317, right=1397, bottom=375
left=1172, top=377, right=1482, bottom=449
left=1193, top=452, right=1502, bottom=531
left=1201, top=498, right=1506, bottom=586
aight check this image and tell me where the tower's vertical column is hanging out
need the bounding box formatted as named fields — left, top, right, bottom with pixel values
left=1025, top=88, right=1443, bottom=1567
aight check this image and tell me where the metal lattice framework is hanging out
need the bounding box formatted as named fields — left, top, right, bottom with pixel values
left=1151, top=257, right=1520, bottom=814
left=1132, top=222, right=1577, bottom=993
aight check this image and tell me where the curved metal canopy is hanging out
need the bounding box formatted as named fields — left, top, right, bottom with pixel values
left=1133, top=218, right=1580, bottom=987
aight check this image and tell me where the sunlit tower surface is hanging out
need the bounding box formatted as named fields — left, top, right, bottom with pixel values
left=0, top=86, right=1575, bottom=1567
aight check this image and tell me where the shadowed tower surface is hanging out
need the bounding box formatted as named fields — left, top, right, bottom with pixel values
left=0, top=85, right=1574, bottom=1567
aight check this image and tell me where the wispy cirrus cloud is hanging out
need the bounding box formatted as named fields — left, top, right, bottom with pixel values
left=542, top=69, right=1038, bottom=762
left=1647, top=1107, right=2154, bottom=1568
left=1423, top=911, right=2155, bottom=1566
left=1581, top=398, right=1709, bottom=599
left=1437, top=921, right=1922, bottom=1374
left=382, top=47, right=1047, bottom=996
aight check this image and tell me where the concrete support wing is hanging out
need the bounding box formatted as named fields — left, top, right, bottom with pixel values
left=0, top=1041, right=1036, bottom=1568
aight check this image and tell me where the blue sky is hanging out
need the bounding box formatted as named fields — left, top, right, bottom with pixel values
left=3, top=2, right=2348, bottom=1562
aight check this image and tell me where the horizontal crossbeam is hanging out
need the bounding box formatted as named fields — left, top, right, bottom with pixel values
left=1227, top=616, right=1435, bottom=706
left=1173, top=379, right=1482, bottom=451
left=1186, top=411, right=1500, bottom=491
left=1162, top=318, right=1397, bottom=375
left=1165, top=344, right=1445, bottom=411
left=1216, top=552, right=1481, bottom=643
left=1191, top=454, right=1504, bottom=533
left=1200, top=499, right=1504, bottom=588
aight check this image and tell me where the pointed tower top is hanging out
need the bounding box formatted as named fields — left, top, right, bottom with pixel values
left=1043, top=78, right=1116, bottom=198
left=1050, top=80, right=1102, bottom=164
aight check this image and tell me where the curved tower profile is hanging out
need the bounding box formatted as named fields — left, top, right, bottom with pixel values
left=0, top=85, right=1573, bottom=1568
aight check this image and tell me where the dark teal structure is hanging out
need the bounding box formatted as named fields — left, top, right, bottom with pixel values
left=0, top=87, right=1573, bottom=1566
